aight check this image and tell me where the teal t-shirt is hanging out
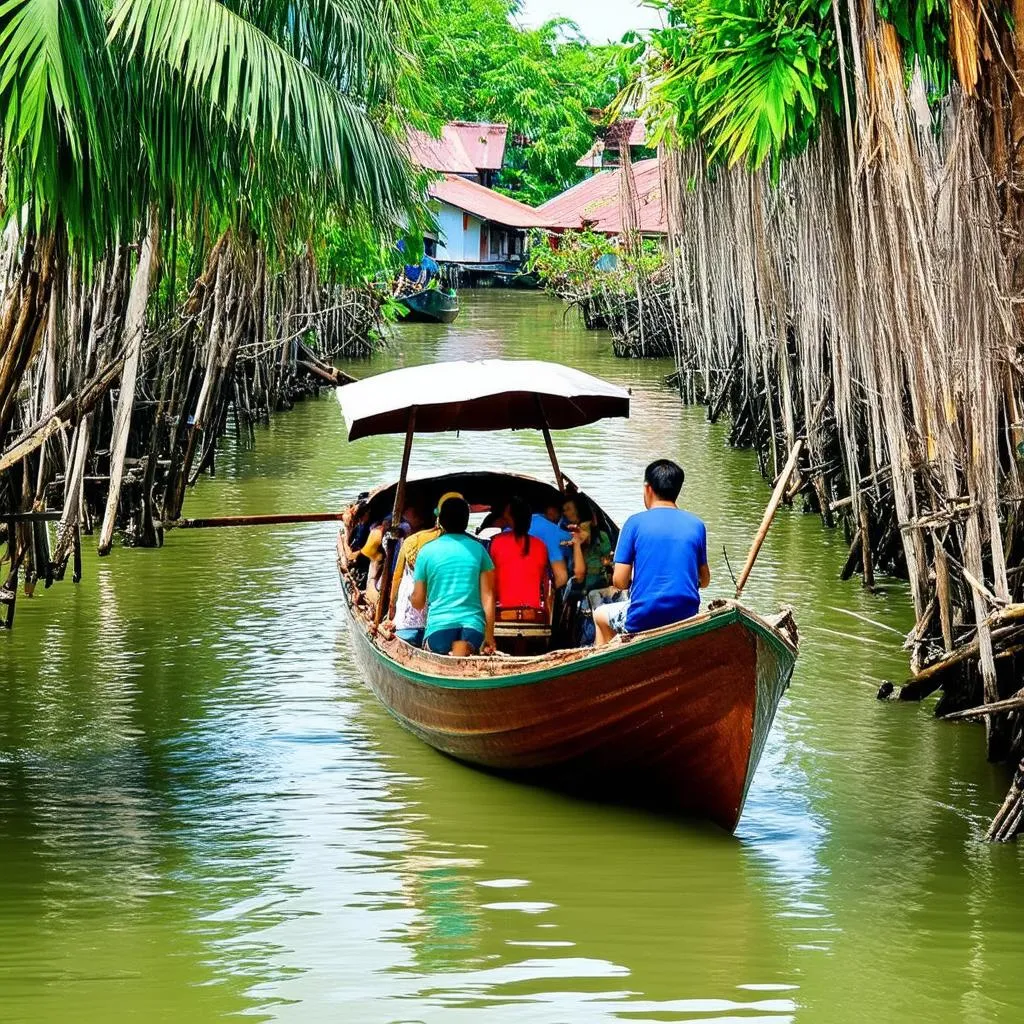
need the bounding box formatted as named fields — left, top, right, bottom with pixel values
left=413, top=533, right=494, bottom=635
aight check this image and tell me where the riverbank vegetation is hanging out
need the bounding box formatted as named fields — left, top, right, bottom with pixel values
left=609, top=0, right=1024, bottom=836
left=0, top=0, right=428, bottom=619
left=526, top=228, right=668, bottom=340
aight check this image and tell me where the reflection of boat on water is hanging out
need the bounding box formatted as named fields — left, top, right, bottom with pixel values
left=335, top=360, right=798, bottom=832
left=343, top=679, right=804, bottom=1011
left=397, top=288, right=460, bottom=324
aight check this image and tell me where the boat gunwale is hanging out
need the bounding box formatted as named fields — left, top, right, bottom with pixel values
left=342, top=577, right=795, bottom=690
left=399, top=288, right=459, bottom=309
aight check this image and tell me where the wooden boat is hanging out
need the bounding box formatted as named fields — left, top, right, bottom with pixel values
left=494, top=270, right=540, bottom=289
left=398, top=287, right=460, bottom=324
left=334, top=360, right=798, bottom=832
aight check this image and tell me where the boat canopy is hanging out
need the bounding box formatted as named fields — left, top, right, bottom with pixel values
left=336, top=359, right=630, bottom=441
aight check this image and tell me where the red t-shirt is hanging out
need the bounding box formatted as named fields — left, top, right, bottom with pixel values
left=490, top=531, right=549, bottom=609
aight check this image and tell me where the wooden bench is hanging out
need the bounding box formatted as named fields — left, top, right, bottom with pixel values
left=493, top=606, right=551, bottom=655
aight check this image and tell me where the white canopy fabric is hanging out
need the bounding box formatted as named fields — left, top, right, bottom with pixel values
left=336, top=359, right=630, bottom=441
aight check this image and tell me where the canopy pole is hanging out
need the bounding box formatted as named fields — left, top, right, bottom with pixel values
left=542, top=426, right=564, bottom=495
left=376, top=408, right=416, bottom=626
left=536, top=396, right=564, bottom=494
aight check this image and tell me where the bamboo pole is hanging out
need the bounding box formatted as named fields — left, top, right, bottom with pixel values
left=943, top=687, right=1024, bottom=721
left=375, top=409, right=416, bottom=626
left=734, top=438, right=804, bottom=599
left=537, top=396, right=565, bottom=493
left=541, top=424, right=564, bottom=494
left=98, top=211, right=160, bottom=556
left=166, top=512, right=348, bottom=529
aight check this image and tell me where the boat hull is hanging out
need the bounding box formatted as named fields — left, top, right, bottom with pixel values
left=398, top=289, right=460, bottom=324
left=341, top=578, right=795, bottom=831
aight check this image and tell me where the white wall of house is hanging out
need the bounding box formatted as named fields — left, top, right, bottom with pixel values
left=435, top=202, right=482, bottom=262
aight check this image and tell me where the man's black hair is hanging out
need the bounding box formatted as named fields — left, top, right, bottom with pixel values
left=644, top=459, right=684, bottom=501
left=438, top=496, right=470, bottom=534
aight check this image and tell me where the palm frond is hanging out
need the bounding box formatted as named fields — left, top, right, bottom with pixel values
left=0, top=0, right=132, bottom=255
left=108, top=0, right=415, bottom=223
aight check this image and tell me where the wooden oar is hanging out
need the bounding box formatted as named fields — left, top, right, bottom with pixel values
left=166, top=512, right=347, bottom=529
left=734, top=438, right=804, bottom=599
left=8, top=510, right=348, bottom=529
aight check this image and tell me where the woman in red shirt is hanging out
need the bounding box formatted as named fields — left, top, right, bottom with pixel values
left=490, top=496, right=584, bottom=611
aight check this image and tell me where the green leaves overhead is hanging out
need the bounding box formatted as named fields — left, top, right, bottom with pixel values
left=0, top=0, right=121, bottom=245
left=416, top=0, right=626, bottom=204
left=0, top=0, right=420, bottom=263
left=638, top=0, right=840, bottom=174
left=110, top=0, right=415, bottom=227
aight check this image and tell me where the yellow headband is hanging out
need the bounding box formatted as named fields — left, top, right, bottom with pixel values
left=435, top=491, right=464, bottom=515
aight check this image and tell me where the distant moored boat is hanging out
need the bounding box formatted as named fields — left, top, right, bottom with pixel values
left=398, top=288, right=460, bottom=324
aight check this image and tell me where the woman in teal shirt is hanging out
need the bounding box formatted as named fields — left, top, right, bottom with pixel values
left=412, top=496, right=496, bottom=656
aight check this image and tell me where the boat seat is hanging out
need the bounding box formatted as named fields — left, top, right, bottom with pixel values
left=493, top=606, right=551, bottom=655
left=494, top=606, right=550, bottom=634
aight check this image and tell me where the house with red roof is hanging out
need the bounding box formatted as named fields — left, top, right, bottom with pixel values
left=406, top=122, right=542, bottom=273
left=407, top=122, right=508, bottom=187
left=535, top=158, right=667, bottom=239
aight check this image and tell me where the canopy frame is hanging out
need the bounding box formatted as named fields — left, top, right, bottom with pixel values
left=536, top=394, right=565, bottom=495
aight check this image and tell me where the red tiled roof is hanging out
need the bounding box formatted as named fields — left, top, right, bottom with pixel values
left=536, top=158, right=666, bottom=235
left=406, top=126, right=476, bottom=175
left=604, top=117, right=647, bottom=149
left=450, top=122, right=507, bottom=171
left=406, top=122, right=508, bottom=175
left=428, top=174, right=544, bottom=229
left=575, top=141, right=605, bottom=168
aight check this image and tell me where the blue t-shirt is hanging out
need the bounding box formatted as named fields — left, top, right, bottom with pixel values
left=529, top=513, right=571, bottom=566
left=614, top=507, right=707, bottom=633
left=413, top=533, right=494, bottom=635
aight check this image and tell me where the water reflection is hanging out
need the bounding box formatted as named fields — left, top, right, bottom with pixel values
left=1, top=292, right=1023, bottom=1022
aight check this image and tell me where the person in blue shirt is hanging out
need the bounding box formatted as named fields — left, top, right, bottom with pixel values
left=411, top=496, right=496, bottom=657
left=593, top=459, right=710, bottom=645
left=529, top=503, right=574, bottom=577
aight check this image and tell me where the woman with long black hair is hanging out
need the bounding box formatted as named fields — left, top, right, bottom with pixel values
left=490, top=495, right=583, bottom=611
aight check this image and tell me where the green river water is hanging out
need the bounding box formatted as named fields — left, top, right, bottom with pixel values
left=2, top=291, right=1023, bottom=1023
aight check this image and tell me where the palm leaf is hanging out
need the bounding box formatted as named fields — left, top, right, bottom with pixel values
left=108, top=0, right=415, bottom=224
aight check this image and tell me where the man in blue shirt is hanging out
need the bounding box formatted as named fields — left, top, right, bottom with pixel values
left=594, top=459, right=710, bottom=645
left=529, top=504, right=573, bottom=573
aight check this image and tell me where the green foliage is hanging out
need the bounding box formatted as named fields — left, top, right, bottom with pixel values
left=635, top=0, right=840, bottom=175
left=0, top=0, right=424, bottom=267
left=527, top=229, right=665, bottom=295
left=416, top=0, right=626, bottom=204
left=874, top=0, right=950, bottom=96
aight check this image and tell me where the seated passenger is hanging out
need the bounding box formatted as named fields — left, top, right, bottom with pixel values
left=344, top=500, right=371, bottom=556
left=490, top=496, right=584, bottom=612
left=362, top=505, right=422, bottom=605
left=341, top=500, right=372, bottom=587
left=411, top=496, right=496, bottom=657
left=529, top=501, right=584, bottom=588
left=594, top=459, right=710, bottom=646
left=476, top=499, right=512, bottom=544
left=562, top=494, right=613, bottom=591
left=387, top=492, right=461, bottom=647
